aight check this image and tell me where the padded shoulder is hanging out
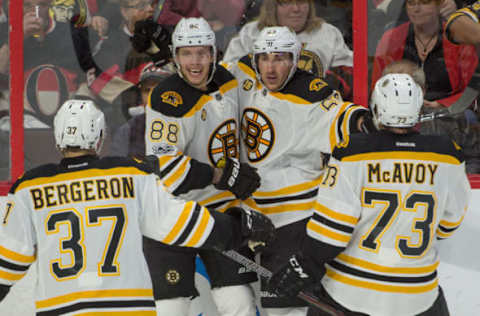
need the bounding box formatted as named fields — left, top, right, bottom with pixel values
left=333, top=132, right=465, bottom=164
left=148, top=74, right=204, bottom=118
left=281, top=70, right=334, bottom=103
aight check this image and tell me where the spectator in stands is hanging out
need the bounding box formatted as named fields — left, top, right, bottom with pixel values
left=0, top=0, right=88, bottom=127
left=372, top=0, right=478, bottom=110
left=110, top=61, right=172, bottom=158
left=223, top=0, right=354, bottom=99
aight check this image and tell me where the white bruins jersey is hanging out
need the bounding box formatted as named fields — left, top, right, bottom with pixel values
left=145, top=65, right=239, bottom=212
left=307, top=132, right=471, bottom=316
left=0, top=156, right=215, bottom=315
left=223, top=20, right=352, bottom=77
left=226, top=56, right=365, bottom=228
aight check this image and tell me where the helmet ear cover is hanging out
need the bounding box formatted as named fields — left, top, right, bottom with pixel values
left=252, top=26, right=302, bottom=91
left=54, top=99, right=106, bottom=154
left=370, top=73, right=424, bottom=129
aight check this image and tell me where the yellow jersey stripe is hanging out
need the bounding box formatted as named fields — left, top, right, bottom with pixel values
left=185, top=208, right=212, bottom=247
left=340, top=152, right=461, bottom=164
left=326, top=268, right=438, bottom=294
left=314, top=202, right=358, bottom=225
left=75, top=312, right=156, bottom=316
left=163, top=157, right=190, bottom=188
left=16, top=167, right=148, bottom=192
left=336, top=254, right=439, bottom=275
left=219, top=79, right=238, bottom=95
left=329, top=102, right=352, bottom=152
left=307, top=220, right=351, bottom=243
left=439, top=214, right=465, bottom=228
left=238, top=61, right=256, bottom=78
left=36, top=288, right=154, bottom=309
left=198, top=191, right=236, bottom=206
left=244, top=199, right=314, bottom=215
left=0, top=269, right=26, bottom=281
left=184, top=95, right=214, bottom=118
left=159, top=154, right=180, bottom=168
left=436, top=230, right=453, bottom=239
left=253, top=178, right=322, bottom=198
left=0, top=245, right=35, bottom=264
left=162, top=202, right=194, bottom=244
left=269, top=92, right=311, bottom=105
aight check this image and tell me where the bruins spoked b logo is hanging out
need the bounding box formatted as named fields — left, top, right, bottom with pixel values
left=165, top=269, right=181, bottom=284
left=208, top=119, right=238, bottom=166
left=241, top=108, right=275, bottom=163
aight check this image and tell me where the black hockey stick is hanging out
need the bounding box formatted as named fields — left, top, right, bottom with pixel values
left=221, top=249, right=345, bottom=316
left=419, top=86, right=479, bottom=122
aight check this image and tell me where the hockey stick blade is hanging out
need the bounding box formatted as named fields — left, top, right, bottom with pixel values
left=221, top=250, right=345, bottom=316
left=420, top=86, right=479, bottom=122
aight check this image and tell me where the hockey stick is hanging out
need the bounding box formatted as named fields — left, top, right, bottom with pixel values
left=221, top=249, right=345, bottom=316
left=419, top=86, right=479, bottom=122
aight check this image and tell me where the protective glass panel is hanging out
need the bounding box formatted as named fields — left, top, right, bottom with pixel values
left=0, top=0, right=9, bottom=180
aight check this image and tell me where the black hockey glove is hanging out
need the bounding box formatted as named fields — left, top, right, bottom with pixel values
left=225, top=207, right=275, bottom=252
left=131, top=19, right=171, bottom=65
left=268, top=253, right=316, bottom=297
left=214, top=157, right=260, bottom=200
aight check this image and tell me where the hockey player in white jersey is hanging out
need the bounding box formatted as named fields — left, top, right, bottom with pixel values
left=0, top=99, right=275, bottom=315
left=144, top=17, right=264, bottom=316
left=223, top=26, right=368, bottom=316
left=268, top=74, right=471, bottom=316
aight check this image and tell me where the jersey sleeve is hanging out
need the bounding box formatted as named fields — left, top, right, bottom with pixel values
left=306, top=158, right=361, bottom=249
left=145, top=109, right=214, bottom=195
left=437, top=162, right=471, bottom=239
left=139, top=174, right=215, bottom=248
left=0, top=193, right=36, bottom=287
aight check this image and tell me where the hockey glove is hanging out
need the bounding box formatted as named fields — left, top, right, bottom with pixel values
left=214, top=157, right=261, bottom=200
left=225, top=207, right=276, bottom=252
left=268, top=253, right=316, bottom=297
left=131, top=19, right=171, bottom=65
left=359, top=111, right=377, bottom=134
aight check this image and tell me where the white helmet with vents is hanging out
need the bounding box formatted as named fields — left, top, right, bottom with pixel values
left=54, top=99, right=105, bottom=154
left=171, top=17, right=216, bottom=84
left=252, top=26, right=302, bottom=91
left=371, top=73, right=424, bottom=128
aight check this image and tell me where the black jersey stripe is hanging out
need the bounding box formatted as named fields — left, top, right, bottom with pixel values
left=438, top=225, right=458, bottom=233
left=36, top=299, right=155, bottom=315
left=205, top=198, right=236, bottom=211
left=329, top=260, right=437, bottom=284
left=159, top=155, right=184, bottom=179
left=0, top=258, right=30, bottom=272
left=173, top=203, right=202, bottom=246
left=253, top=188, right=318, bottom=205
left=311, top=213, right=354, bottom=234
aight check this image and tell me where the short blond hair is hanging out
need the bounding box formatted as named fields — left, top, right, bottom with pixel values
left=382, top=59, right=426, bottom=91
left=257, top=0, right=323, bottom=33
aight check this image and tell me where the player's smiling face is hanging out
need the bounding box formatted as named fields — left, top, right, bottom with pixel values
left=176, top=46, right=213, bottom=90
left=257, top=52, right=293, bottom=91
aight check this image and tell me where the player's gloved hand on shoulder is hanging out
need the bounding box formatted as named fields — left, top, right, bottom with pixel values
left=214, top=157, right=260, bottom=200
left=268, top=253, right=316, bottom=297
left=359, top=111, right=377, bottom=134
left=225, top=207, right=275, bottom=252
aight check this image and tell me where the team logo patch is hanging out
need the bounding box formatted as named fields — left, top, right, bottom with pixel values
left=208, top=119, right=238, bottom=166
left=201, top=108, right=207, bottom=121
left=309, top=78, right=328, bottom=92
left=298, top=48, right=324, bottom=77
left=165, top=269, right=181, bottom=284
left=242, top=79, right=254, bottom=91
left=241, top=108, right=275, bottom=163
left=161, top=91, right=183, bottom=107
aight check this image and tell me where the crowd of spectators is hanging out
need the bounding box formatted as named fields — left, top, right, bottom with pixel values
left=0, top=0, right=479, bottom=174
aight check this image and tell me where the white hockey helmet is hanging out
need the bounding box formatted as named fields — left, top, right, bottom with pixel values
left=252, top=26, right=302, bottom=91
left=171, top=17, right=216, bottom=84
left=370, top=73, right=424, bottom=129
left=54, top=99, right=106, bottom=154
